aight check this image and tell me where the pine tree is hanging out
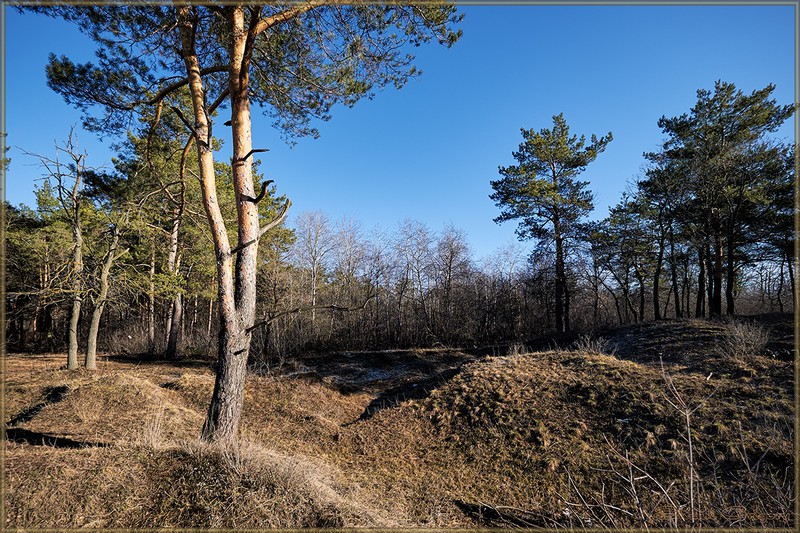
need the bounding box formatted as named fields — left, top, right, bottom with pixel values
left=491, top=114, right=611, bottom=334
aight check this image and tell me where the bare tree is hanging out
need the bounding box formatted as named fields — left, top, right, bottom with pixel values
left=293, top=210, right=335, bottom=328
left=27, top=132, right=91, bottom=369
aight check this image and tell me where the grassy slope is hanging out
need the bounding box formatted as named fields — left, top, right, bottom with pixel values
left=2, top=315, right=794, bottom=528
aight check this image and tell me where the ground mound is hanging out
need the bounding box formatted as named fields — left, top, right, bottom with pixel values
left=420, top=347, right=792, bottom=527
left=4, top=440, right=381, bottom=528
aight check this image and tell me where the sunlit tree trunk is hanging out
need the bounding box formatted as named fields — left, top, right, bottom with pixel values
left=148, top=241, right=156, bottom=354
left=86, top=227, right=123, bottom=370
left=67, top=190, right=84, bottom=369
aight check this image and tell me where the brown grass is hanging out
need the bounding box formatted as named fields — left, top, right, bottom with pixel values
left=3, top=316, right=794, bottom=528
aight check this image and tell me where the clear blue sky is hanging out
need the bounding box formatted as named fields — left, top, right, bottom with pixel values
left=3, top=4, right=795, bottom=260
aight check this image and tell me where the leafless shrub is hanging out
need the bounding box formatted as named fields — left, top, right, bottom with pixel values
left=718, top=320, right=770, bottom=361
left=572, top=334, right=617, bottom=356
left=507, top=342, right=528, bottom=356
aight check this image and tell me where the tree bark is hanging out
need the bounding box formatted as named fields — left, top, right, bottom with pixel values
left=711, top=223, right=723, bottom=317
left=725, top=231, right=736, bottom=316
left=554, top=230, right=566, bottom=334
left=179, top=6, right=268, bottom=444
left=786, top=250, right=795, bottom=312
left=86, top=228, right=121, bottom=370
left=148, top=241, right=156, bottom=354
left=67, top=172, right=83, bottom=370
left=67, top=210, right=84, bottom=369
left=696, top=247, right=705, bottom=318
left=167, top=291, right=183, bottom=357
left=669, top=235, right=681, bottom=318
left=653, top=241, right=664, bottom=320
left=776, top=257, right=785, bottom=313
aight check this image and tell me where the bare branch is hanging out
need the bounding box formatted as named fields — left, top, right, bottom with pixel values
left=143, top=65, right=228, bottom=108
left=170, top=105, right=197, bottom=136
left=237, top=148, right=269, bottom=163
left=247, top=292, right=376, bottom=334
left=244, top=180, right=273, bottom=204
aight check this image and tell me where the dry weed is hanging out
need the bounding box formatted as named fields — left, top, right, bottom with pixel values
left=572, top=334, right=617, bottom=356
left=507, top=342, right=528, bottom=356
left=718, top=320, right=770, bottom=361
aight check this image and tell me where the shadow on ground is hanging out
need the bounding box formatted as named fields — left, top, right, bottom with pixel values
left=280, top=349, right=480, bottom=423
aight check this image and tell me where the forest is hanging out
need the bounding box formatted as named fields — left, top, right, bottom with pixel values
left=7, top=81, right=794, bottom=367
left=3, top=2, right=796, bottom=529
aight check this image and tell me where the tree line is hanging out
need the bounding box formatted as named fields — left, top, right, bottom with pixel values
left=7, top=82, right=794, bottom=367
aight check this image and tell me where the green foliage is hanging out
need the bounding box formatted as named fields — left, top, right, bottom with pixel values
left=490, top=113, right=611, bottom=244
left=32, top=4, right=462, bottom=141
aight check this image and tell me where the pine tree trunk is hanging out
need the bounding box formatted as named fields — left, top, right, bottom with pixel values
left=669, top=237, right=681, bottom=318
left=635, top=268, right=646, bottom=323
left=776, top=257, right=785, bottom=313
left=167, top=293, right=183, bottom=357
left=148, top=242, right=156, bottom=354
left=696, top=247, right=705, bottom=318
left=786, top=250, right=795, bottom=312
left=653, top=243, right=664, bottom=320
left=725, top=233, right=736, bottom=315
left=182, top=7, right=264, bottom=444
left=554, top=232, right=565, bottom=334
left=711, top=229, right=723, bottom=317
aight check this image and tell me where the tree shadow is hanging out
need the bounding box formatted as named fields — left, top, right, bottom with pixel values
left=346, top=365, right=465, bottom=424
left=283, top=349, right=480, bottom=423
left=6, top=384, right=72, bottom=426
left=3, top=427, right=110, bottom=449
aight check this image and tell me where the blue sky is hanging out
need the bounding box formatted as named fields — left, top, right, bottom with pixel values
left=3, top=4, right=795, bottom=260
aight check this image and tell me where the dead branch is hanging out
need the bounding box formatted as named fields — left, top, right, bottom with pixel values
left=228, top=198, right=290, bottom=256
left=243, top=180, right=273, bottom=204
left=237, top=148, right=269, bottom=163
left=170, top=106, right=197, bottom=137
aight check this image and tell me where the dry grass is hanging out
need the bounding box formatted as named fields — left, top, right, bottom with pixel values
left=3, top=316, right=794, bottom=529
left=718, top=319, right=771, bottom=361
left=572, top=333, right=617, bottom=356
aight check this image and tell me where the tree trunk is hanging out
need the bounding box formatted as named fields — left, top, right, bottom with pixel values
left=167, top=292, right=183, bottom=357
left=635, top=268, right=646, bottom=323
left=207, top=299, right=214, bottom=337
left=776, top=257, right=785, bottom=313
left=696, top=247, right=705, bottom=318
left=662, top=282, right=672, bottom=319
left=725, top=232, right=736, bottom=316
left=564, top=277, right=571, bottom=333
left=180, top=7, right=272, bottom=444
left=86, top=228, right=121, bottom=370
left=67, top=218, right=84, bottom=369
left=554, top=232, right=566, bottom=334
left=786, top=250, right=795, bottom=312
left=148, top=241, right=156, bottom=354
left=165, top=211, right=183, bottom=357
left=190, top=294, right=199, bottom=338
left=653, top=243, right=664, bottom=320
left=711, top=228, right=723, bottom=317
left=669, top=237, right=681, bottom=318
